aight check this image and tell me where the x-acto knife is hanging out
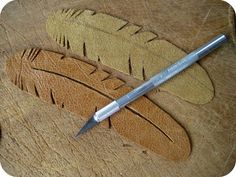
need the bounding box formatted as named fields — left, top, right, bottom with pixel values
left=76, top=34, right=227, bottom=138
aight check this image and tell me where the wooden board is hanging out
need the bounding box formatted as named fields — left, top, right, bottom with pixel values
left=0, top=0, right=235, bottom=176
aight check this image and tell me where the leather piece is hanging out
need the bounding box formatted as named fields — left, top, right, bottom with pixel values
left=46, top=9, right=214, bottom=104
left=6, top=49, right=191, bottom=161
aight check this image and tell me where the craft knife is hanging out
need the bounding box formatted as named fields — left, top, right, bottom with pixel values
left=76, top=34, right=227, bottom=138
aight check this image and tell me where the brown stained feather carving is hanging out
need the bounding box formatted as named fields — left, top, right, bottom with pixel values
left=6, top=49, right=191, bottom=161
left=46, top=9, right=214, bottom=104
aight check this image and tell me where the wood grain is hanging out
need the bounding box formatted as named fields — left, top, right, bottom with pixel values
left=0, top=0, right=235, bottom=177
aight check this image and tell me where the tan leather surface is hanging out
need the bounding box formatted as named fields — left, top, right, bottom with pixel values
left=6, top=49, right=191, bottom=161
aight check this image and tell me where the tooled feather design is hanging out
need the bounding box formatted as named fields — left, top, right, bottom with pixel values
left=46, top=9, right=214, bottom=104
left=6, top=49, right=191, bottom=161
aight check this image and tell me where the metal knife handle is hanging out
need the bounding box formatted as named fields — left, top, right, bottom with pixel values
left=150, top=34, right=227, bottom=87
left=117, top=34, right=227, bottom=108
left=94, top=34, right=227, bottom=122
left=94, top=80, right=155, bottom=122
left=116, top=80, right=154, bottom=107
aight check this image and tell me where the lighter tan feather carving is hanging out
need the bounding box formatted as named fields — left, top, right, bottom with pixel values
left=46, top=9, right=214, bottom=104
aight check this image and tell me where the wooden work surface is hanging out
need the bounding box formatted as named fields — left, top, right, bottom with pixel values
left=0, top=0, right=235, bottom=176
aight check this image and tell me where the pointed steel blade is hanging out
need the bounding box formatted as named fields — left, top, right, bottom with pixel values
left=75, top=116, right=99, bottom=138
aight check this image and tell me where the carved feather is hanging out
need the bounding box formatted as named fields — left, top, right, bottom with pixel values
left=6, top=49, right=191, bottom=161
left=46, top=9, right=214, bottom=104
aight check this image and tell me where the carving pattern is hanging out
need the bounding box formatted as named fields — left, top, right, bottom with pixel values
left=46, top=9, right=214, bottom=104
left=6, top=49, right=191, bottom=161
